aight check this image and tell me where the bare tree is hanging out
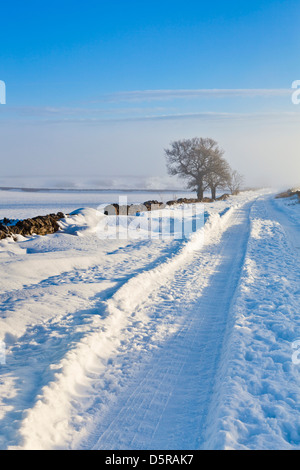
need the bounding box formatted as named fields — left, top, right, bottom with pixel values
left=206, top=155, right=232, bottom=200
left=165, top=137, right=226, bottom=200
left=228, top=170, right=244, bottom=195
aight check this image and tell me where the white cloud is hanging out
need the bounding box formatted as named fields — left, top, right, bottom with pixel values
left=101, top=88, right=292, bottom=103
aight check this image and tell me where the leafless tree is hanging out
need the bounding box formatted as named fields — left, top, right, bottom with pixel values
left=165, top=137, right=227, bottom=200
left=206, top=155, right=232, bottom=200
left=228, top=170, right=244, bottom=195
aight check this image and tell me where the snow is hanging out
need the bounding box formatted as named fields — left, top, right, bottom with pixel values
left=0, top=188, right=197, bottom=221
left=0, top=188, right=299, bottom=450
left=204, top=196, right=300, bottom=449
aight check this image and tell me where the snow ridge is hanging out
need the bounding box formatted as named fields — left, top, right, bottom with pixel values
left=11, top=207, right=235, bottom=449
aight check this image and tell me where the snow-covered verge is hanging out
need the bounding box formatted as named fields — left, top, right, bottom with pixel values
left=204, top=196, right=300, bottom=449
left=274, top=190, right=300, bottom=226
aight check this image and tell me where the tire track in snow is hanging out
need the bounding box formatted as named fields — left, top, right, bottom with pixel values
left=9, top=197, right=257, bottom=449
left=202, top=196, right=300, bottom=449
left=0, top=237, right=187, bottom=449
left=78, top=203, right=254, bottom=450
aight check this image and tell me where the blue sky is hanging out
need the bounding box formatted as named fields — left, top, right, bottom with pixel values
left=0, top=0, right=299, bottom=187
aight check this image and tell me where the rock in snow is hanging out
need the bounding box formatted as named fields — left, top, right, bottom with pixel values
left=0, top=212, right=65, bottom=240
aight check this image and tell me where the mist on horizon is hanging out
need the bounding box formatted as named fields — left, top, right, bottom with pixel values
left=0, top=112, right=299, bottom=192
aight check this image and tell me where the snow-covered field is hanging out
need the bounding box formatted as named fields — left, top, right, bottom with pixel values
left=0, top=189, right=299, bottom=450
left=0, top=188, right=197, bottom=221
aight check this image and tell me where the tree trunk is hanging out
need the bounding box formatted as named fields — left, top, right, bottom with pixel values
left=197, top=186, right=204, bottom=201
left=211, top=186, right=216, bottom=200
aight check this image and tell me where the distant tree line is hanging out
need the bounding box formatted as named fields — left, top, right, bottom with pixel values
left=165, top=137, right=243, bottom=200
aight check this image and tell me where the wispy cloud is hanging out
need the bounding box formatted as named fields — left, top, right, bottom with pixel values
left=99, top=88, right=292, bottom=103
left=0, top=88, right=297, bottom=124
left=0, top=105, right=170, bottom=119
left=2, top=110, right=299, bottom=125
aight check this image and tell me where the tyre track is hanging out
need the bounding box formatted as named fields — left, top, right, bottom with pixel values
left=6, top=196, right=257, bottom=449
left=79, top=203, right=254, bottom=450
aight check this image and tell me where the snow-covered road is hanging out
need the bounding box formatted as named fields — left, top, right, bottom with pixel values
left=0, top=190, right=299, bottom=450
left=84, top=204, right=252, bottom=451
